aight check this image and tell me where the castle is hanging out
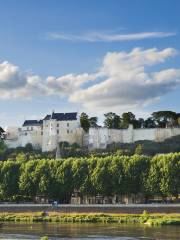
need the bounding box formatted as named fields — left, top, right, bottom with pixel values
left=4, top=111, right=180, bottom=152
left=5, top=112, right=84, bottom=152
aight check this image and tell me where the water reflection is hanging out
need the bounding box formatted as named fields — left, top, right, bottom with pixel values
left=0, top=222, right=179, bottom=239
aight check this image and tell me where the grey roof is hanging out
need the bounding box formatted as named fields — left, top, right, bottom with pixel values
left=44, top=112, right=77, bottom=121
left=23, top=120, right=43, bottom=126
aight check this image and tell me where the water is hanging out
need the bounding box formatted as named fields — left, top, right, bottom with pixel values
left=0, top=222, right=179, bottom=240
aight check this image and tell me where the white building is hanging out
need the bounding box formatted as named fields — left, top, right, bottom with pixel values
left=5, top=111, right=84, bottom=152
left=42, top=112, right=83, bottom=152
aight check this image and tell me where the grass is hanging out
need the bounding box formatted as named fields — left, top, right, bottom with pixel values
left=0, top=211, right=179, bottom=226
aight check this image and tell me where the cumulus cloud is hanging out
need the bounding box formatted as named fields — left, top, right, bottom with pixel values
left=69, top=48, right=180, bottom=112
left=0, top=47, right=180, bottom=113
left=48, top=31, right=176, bottom=42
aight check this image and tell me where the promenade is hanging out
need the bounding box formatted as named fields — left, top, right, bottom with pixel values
left=0, top=204, right=179, bottom=214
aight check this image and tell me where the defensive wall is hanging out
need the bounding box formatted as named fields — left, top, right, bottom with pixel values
left=88, top=125, right=180, bottom=149
left=0, top=204, right=180, bottom=214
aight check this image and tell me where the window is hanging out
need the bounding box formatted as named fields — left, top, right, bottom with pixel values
left=67, top=129, right=69, bottom=134
left=57, top=130, right=59, bottom=134
left=31, top=127, right=33, bottom=131
left=67, top=123, right=69, bottom=127
left=57, top=123, right=59, bottom=127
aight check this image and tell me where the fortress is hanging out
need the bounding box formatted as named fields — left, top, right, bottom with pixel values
left=4, top=111, right=180, bottom=152
left=5, top=112, right=83, bottom=152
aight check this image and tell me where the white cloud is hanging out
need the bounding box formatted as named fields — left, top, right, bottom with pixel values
left=0, top=47, right=180, bottom=114
left=69, top=48, right=180, bottom=112
left=48, top=31, right=176, bottom=42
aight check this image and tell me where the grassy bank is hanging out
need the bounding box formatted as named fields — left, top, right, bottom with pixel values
left=0, top=212, right=179, bottom=226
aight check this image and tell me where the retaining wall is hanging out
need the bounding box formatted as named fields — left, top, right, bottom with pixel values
left=0, top=204, right=179, bottom=214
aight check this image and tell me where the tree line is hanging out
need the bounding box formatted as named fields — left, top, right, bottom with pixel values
left=80, top=111, right=180, bottom=132
left=0, top=152, right=179, bottom=202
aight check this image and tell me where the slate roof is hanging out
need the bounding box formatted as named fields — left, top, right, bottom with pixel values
left=22, top=120, right=43, bottom=126
left=44, top=112, right=77, bottom=121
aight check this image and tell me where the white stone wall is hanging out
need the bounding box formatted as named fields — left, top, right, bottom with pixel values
left=4, top=126, right=21, bottom=148
left=5, top=125, right=43, bottom=150
left=42, top=119, right=82, bottom=152
left=19, top=125, right=43, bottom=149
left=89, top=126, right=180, bottom=149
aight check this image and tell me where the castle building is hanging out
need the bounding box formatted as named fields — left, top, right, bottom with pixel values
left=4, top=111, right=180, bottom=152
left=5, top=112, right=84, bottom=152
left=42, top=112, right=82, bottom=152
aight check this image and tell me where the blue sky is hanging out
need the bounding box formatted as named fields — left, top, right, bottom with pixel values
left=0, top=0, right=180, bottom=127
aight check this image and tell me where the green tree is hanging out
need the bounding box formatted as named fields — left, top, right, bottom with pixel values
left=55, top=159, right=74, bottom=202
left=91, top=158, right=113, bottom=196
left=72, top=159, right=91, bottom=195
left=89, top=117, right=98, bottom=128
left=147, top=153, right=180, bottom=198
left=135, top=144, right=143, bottom=155
left=152, top=111, right=177, bottom=128
left=0, top=140, right=7, bottom=156
left=123, top=155, right=150, bottom=195
left=80, top=112, right=90, bottom=132
left=110, top=156, right=126, bottom=195
left=120, top=112, right=136, bottom=128
left=104, top=112, right=120, bottom=129
left=144, top=117, right=156, bottom=128
left=0, top=161, right=20, bottom=201
left=19, top=160, right=39, bottom=198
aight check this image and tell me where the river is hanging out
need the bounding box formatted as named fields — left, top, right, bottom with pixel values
left=0, top=222, right=179, bottom=239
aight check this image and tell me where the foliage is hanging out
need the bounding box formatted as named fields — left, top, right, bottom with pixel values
left=103, top=110, right=180, bottom=129
left=80, top=112, right=98, bottom=132
left=0, top=153, right=179, bottom=202
left=0, top=212, right=179, bottom=226
left=107, top=135, right=180, bottom=156
left=135, top=144, right=143, bottom=155
left=104, top=112, right=121, bottom=129
left=0, top=140, right=7, bottom=157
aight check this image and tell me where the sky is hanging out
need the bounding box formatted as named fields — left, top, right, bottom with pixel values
left=0, top=0, right=180, bottom=127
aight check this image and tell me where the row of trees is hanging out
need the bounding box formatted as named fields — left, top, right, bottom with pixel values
left=80, top=111, right=180, bottom=131
left=0, top=153, right=179, bottom=202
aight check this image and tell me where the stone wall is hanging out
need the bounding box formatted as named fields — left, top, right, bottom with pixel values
left=88, top=125, right=180, bottom=149
left=0, top=204, right=179, bottom=214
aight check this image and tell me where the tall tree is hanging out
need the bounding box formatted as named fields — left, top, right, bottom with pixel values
left=120, top=112, right=136, bottom=128
left=147, top=153, right=180, bottom=198
left=104, top=112, right=120, bottom=129
left=152, top=111, right=177, bottom=128
left=0, top=161, right=20, bottom=201
left=89, top=117, right=98, bottom=128
left=80, top=112, right=90, bottom=132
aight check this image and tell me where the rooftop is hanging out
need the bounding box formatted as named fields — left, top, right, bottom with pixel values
left=22, top=120, right=43, bottom=127
left=23, top=112, right=78, bottom=126
left=44, top=112, right=77, bottom=121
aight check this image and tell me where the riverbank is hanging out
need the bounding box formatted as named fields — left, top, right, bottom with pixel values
left=0, top=212, right=180, bottom=226
left=0, top=204, right=179, bottom=214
